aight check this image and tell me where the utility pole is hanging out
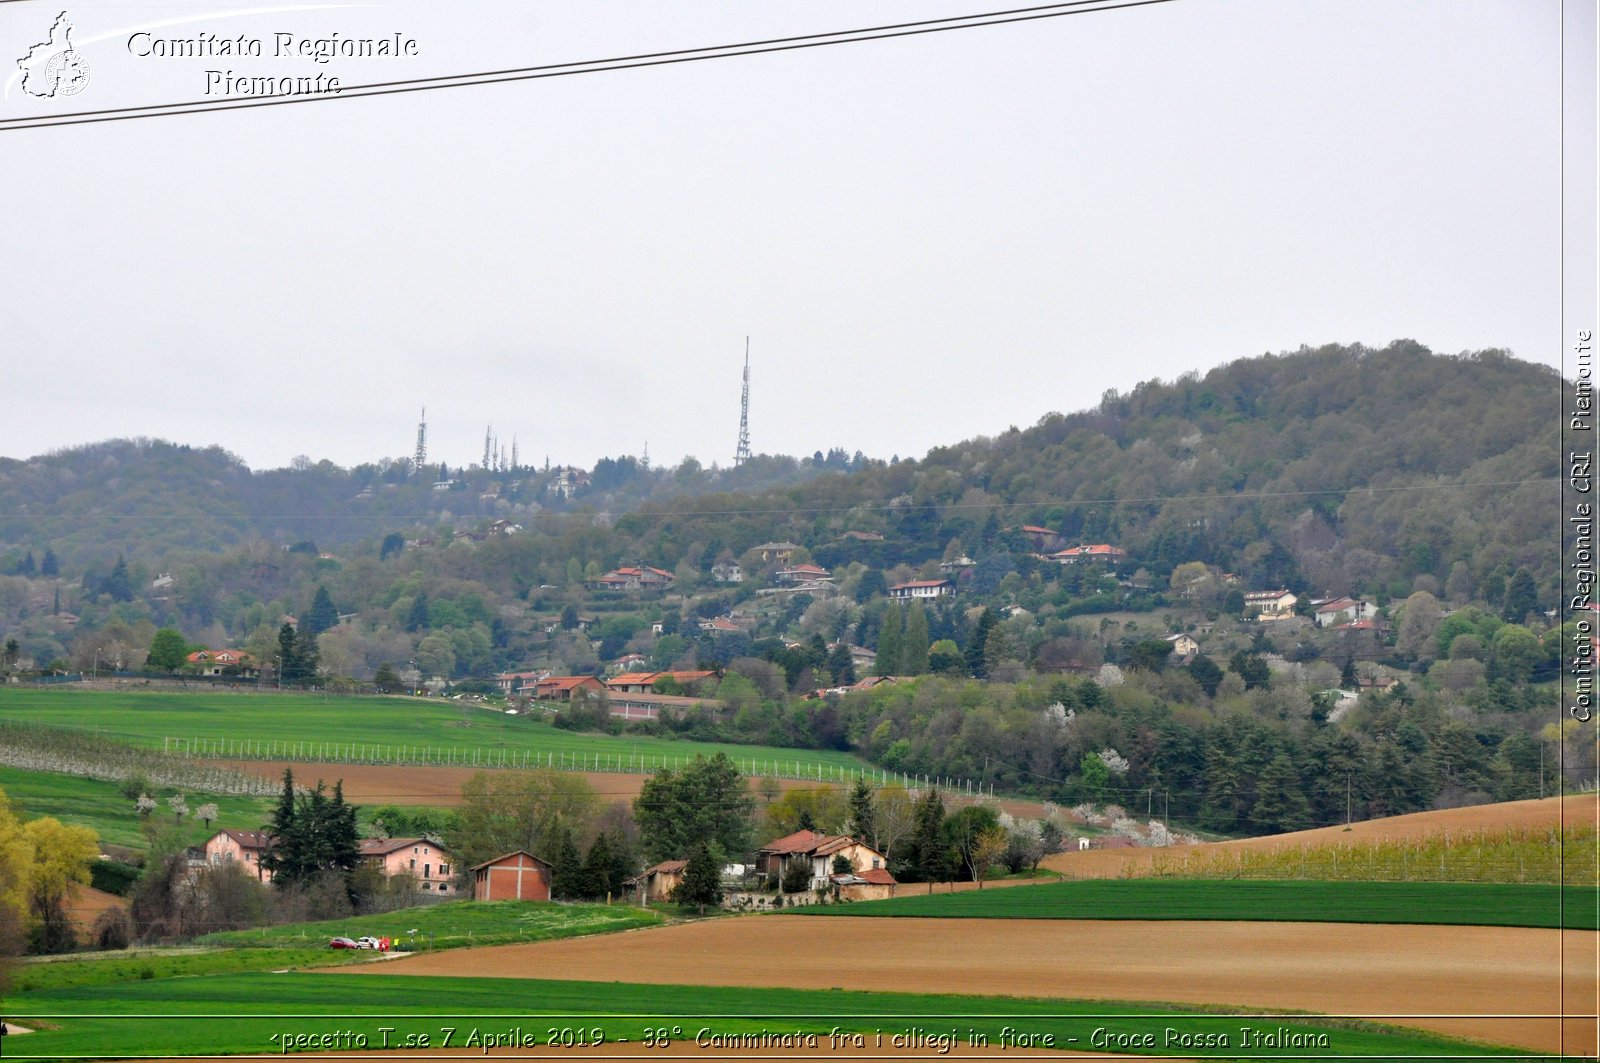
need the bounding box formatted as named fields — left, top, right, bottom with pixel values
left=1345, top=774, right=1352, bottom=826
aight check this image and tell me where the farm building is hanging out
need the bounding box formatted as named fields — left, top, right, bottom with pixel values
left=358, top=837, right=456, bottom=895
left=755, top=830, right=891, bottom=891
left=627, top=859, right=688, bottom=903
left=470, top=850, right=553, bottom=901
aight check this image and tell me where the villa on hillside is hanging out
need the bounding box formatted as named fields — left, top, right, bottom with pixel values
left=1244, top=589, right=1298, bottom=620
left=887, top=579, right=952, bottom=602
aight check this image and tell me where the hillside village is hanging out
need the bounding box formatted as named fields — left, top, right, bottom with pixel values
left=0, top=345, right=1582, bottom=832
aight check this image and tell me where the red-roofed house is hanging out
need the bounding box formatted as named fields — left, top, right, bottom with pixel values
left=775, top=564, right=832, bottom=584
left=495, top=670, right=549, bottom=696
left=606, top=670, right=717, bottom=694
left=829, top=866, right=899, bottom=901
left=1311, top=597, right=1373, bottom=628
left=887, top=579, right=952, bottom=602
left=470, top=851, right=553, bottom=901
left=1052, top=544, right=1127, bottom=564
left=533, top=675, right=607, bottom=701
left=359, top=837, right=457, bottom=895
left=592, top=566, right=674, bottom=591
left=184, top=649, right=257, bottom=678
left=755, top=830, right=890, bottom=891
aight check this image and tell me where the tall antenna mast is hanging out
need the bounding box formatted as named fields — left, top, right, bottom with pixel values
left=483, top=425, right=493, bottom=471
left=734, top=337, right=751, bottom=467
left=414, top=407, right=428, bottom=471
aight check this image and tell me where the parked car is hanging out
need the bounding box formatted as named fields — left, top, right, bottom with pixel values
left=328, top=937, right=358, bottom=949
left=356, top=936, right=384, bottom=950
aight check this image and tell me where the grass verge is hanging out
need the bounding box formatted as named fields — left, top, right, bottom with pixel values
left=796, top=879, right=1599, bottom=929
left=195, top=898, right=665, bottom=950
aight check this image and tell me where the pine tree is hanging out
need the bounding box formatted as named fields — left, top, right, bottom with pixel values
left=303, top=585, right=339, bottom=639
left=103, top=555, right=133, bottom=602
left=966, top=609, right=997, bottom=679
left=674, top=843, right=723, bottom=914
left=278, top=623, right=303, bottom=685
left=405, top=592, right=430, bottom=633
left=1251, top=754, right=1311, bottom=833
left=19, top=551, right=35, bottom=577
left=874, top=606, right=902, bottom=676
left=1502, top=569, right=1538, bottom=623
left=261, top=769, right=301, bottom=883
left=848, top=778, right=875, bottom=842
left=826, top=642, right=856, bottom=685
left=909, top=789, right=952, bottom=886
left=39, top=548, right=59, bottom=578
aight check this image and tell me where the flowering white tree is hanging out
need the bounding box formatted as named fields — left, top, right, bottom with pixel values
left=167, top=794, right=189, bottom=822
left=1096, top=748, right=1130, bottom=775
left=195, top=802, right=219, bottom=830
left=135, top=794, right=157, bottom=817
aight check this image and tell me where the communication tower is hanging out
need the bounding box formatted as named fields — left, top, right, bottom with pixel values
left=734, top=339, right=752, bottom=467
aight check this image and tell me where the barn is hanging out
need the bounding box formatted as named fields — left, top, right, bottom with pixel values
left=469, top=851, right=554, bottom=901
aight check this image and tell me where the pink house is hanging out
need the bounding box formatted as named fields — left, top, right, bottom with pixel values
left=201, top=828, right=276, bottom=882
left=358, top=837, right=457, bottom=895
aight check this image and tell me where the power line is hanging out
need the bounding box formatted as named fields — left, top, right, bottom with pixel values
left=1, top=0, right=1178, bottom=132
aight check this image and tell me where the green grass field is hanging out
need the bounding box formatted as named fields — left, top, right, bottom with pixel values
left=0, top=765, right=273, bottom=851
left=0, top=688, right=884, bottom=783
left=6, top=975, right=1532, bottom=1059
left=8, top=946, right=355, bottom=994
left=799, top=879, right=1598, bottom=930
left=196, top=898, right=665, bottom=950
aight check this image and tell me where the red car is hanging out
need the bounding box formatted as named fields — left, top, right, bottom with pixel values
left=328, top=937, right=358, bottom=949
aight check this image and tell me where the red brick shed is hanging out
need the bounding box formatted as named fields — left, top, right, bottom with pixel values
left=470, top=851, right=553, bottom=901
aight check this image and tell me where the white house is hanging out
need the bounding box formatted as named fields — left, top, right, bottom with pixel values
left=1243, top=589, right=1297, bottom=620
left=1311, top=596, right=1373, bottom=628
left=887, top=579, right=952, bottom=602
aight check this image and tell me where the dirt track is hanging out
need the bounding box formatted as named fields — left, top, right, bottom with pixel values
left=335, top=915, right=1598, bottom=1056
left=1045, top=794, right=1598, bottom=879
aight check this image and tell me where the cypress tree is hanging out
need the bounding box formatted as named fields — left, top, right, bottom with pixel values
left=848, top=778, right=875, bottom=842
left=551, top=828, right=583, bottom=900
left=900, top=603, right=930, bottom=675
left=40, top=548, right=59, bottom=578
left=874, top=606, right=902, bottom=677
left=966, top=608, right=997, bottom=679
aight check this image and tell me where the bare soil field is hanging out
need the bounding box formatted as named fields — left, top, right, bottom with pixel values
left=1045, top=794, right=1597, bottom=879
left=208, top=759, right=1052, bottom=817
left=63, top=884, right=126, bottom=941
left=337, top=914, right=1598, bottom=1056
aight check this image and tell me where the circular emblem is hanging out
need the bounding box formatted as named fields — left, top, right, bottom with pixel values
left=44, top=49, right=90, bottom=96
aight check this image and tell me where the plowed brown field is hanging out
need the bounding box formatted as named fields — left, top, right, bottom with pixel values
left=334, top=915, right=1598, bottom=1056
left=207, top=759, right=1050, bottom=816
left=1046, top=794, right=1598, bottom=879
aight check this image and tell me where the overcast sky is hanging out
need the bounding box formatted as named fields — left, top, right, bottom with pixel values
left=2, top=0, right=1593, bottom=472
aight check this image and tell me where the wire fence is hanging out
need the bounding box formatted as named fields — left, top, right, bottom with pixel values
left=164, top=736, right=995, bottom=796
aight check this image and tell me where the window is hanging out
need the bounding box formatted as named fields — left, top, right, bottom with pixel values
left=409, top=858, right=415, bottom=869
left=439, top=884, right=448, bottom=892
left=872, top=858, right=880, bottom=869
left=423, top=864, right=431, bottom=878
left=440, top=863, right=450, bottom=876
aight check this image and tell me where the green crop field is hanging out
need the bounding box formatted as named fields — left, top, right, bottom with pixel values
left=798, top=879, right=1599, bottom=930
left=0, top=688, right=892, bottom=784
left=0, top=765, right=273, bottom=851
left=196, top=898, right=665, bottom=950
left=5, top=974, right=1530, bottom=1059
